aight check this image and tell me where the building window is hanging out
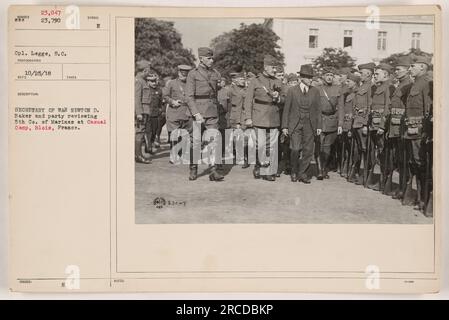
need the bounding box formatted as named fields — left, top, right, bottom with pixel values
left=309, top=28, right=319, bottom=48
left=412, top=32, right=421, bottom=49
left=343, top=30, right=353, bottom=48
left=377, top=31, right=387, bottom=50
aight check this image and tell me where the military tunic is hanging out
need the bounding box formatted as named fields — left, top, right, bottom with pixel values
left=244, top=72, right=284, bottom=175
left=338, top=90, right=355, bottom=132
left=244, top=73, right=284, bottom=128
left=163, top=78, right=190, bottom=132
left=134, top=73, right=150, bottom=159
left=185, top=64, right=221, bottom=167
left=387, top=77, right=412, bottom=138
left=185, top=65, right=221, bottom=119
left=217, top=86, right=230, bottom=130
left=352, top=81, right=372, bottom=129
left=405, top=75, right=431, bottom=140
left=228, top=84, right=246, bottom=128
left=370, top=81, right=392, bottom=131
left=318, top=84, right=340, bottom=133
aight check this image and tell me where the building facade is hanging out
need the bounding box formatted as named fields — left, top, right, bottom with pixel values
left=272, top=17, right=434, bottom=73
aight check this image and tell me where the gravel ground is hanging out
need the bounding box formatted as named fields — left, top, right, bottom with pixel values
left=135, top=142, right=432, bottom=224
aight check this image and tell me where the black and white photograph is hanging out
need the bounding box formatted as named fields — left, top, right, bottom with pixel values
left=134, top=15, right=434, bottom=224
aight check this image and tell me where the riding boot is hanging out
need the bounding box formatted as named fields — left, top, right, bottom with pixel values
left=383, top=172, right=394, bottom=196
left=402, top=175, right=415, bottom=206
left=209, top=165, right=224, bottom=181
left=316, top=155, right=323, bottom=180
left=424, top=190, right=433, bottom=217
left=189, top=164, right=198, bottom=181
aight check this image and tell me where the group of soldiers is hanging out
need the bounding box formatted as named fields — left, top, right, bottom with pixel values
left=135, top=46, right=433, bottom=216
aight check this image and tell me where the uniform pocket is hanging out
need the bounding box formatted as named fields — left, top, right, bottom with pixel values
left=390, top=117, right=401, bottom=125
left=371, top=117, right=381, bottom=125
left=142, top=87, right=151, bottom=103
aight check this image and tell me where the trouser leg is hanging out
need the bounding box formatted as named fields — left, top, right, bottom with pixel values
left=298, top=123, right=314, bottom=179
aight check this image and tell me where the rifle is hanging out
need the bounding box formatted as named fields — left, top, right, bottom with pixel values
left=340, top=134, right=345, bottom=176
left=382, top=134, right=390, bottom=194
left=347, top=132, right=354, bottom=180
left=363, top=114, right=372, bottom=188
left=423, top=113, right=433, bottom=216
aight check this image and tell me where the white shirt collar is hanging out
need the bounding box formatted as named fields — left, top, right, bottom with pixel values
left=299, top=82, right=309, bottom=93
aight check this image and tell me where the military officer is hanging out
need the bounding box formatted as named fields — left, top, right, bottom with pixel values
left=316, top=67, right=341, bottom=179
left=364, top=63, right=393, bottom=191
left=244, top=55, right=285, bottom=181
left=286, top=73, right=299, bottom=87
left=402, top=56, right=432, bottom=212
left=217, top=77, right=231, bottom=166
left=144, top=70, right=164, bottom=155
left=348, top=62, right=375, bottom=184
left=337, top=73, right=360, bottom=178
left=185, top=47, right=224, bottom=181
left=384, top=56, right=413, bottom=198
left=277, top=68, right=291, bottom=177
left=227, top=72, right=248, bottom=167
left=282, top=64, right=322, bottom=184
left=134, top=60, right=152, bottom=164
left=163, top=64, right=193, bottom=164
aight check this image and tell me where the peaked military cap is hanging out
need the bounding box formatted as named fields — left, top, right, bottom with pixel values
left=395, top=56, right=412, bottom=67
left=230, top=72, right=245, bottom=78
left=322, top=66, right=337, bottom=75
left=376, top=63, right=393, bottom=73
left=198, top=47, right=213, bottom=57
left=178, top=64, right=193, bottom=71
left=358, top=62, right=376, bottom=72
left=338, top=67, right=353, bottom=75
left=263, top=55, right=278, bottom=67
left=347, top=73, right=361, bottom=83
left=286, top=73, right=299, bottom=82
left=413, top=55, right=431, bottom=66
left=136, top=60, right=151, bottom=71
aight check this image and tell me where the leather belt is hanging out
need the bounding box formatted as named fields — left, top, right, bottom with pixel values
left=194, top=95, right=213, bottom=99
left=254, top=99, right=271, bottom=105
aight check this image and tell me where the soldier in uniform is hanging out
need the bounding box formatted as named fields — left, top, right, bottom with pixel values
left=338, top=73, right=360, bottom=178
left=185, top=47, right=224, bottom=181
left=316, top=67, right=341, bottom=179
left=334, top=67, right=353, bottom=174
left=286, top=73, right=299, bottom=87
left=282, top=64, right=322, bottom=184
left=227, top=72, right=248, bottom=168
left=365, top=63, right=393, bottom=191
left=134, top=60, right=152, bottom=164
left=276, top=69, right=291, bottom=177
left=244, top=55, right=284, bottom=181
left=163, top=64, right=192, bottom=164
left=402, top=56, right=432, bottom=212
left=383, top=56, right=413, bottom=198
left=143, top=70, right=164, bottom=155
left=348, top=62, right=375, bottom=184
left=217, top=77, right=231, bottom=166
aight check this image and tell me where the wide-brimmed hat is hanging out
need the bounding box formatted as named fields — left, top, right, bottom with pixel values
left=299, top=64, right=314, bottom=78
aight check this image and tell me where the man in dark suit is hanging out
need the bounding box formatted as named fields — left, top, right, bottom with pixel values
left=282, top=64, right=322, bottom=184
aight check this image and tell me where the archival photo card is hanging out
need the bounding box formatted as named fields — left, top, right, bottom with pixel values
left=8, top=4, right=441, bottom=293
